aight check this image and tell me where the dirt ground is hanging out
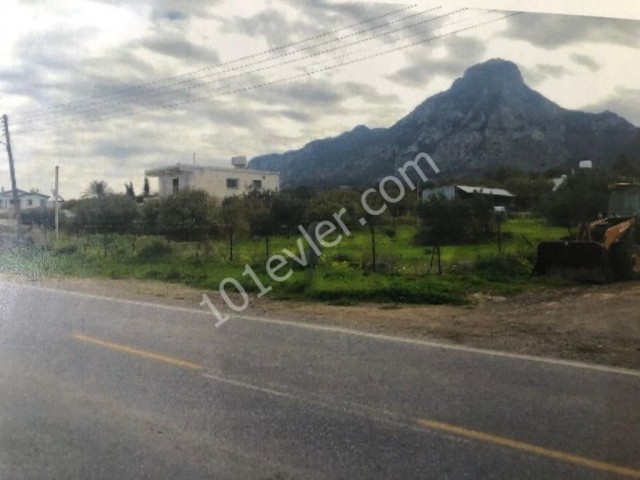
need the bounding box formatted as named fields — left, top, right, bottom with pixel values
left=3, top=274, right=639, bottom=370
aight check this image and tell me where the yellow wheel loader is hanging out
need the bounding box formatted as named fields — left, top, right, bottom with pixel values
left=533, top=184, right=640, bottom=282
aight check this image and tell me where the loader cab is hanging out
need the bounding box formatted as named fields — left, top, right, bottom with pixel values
left=608, top=184, right=640, bottom=218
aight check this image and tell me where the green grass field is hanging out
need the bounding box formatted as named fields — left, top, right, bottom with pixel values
left=0, top=217, right=568, bottom=305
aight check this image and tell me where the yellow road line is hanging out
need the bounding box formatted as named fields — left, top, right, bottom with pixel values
left=71, top=333, right=202, bottom=371
left=416, top=418, right=640, bottom=478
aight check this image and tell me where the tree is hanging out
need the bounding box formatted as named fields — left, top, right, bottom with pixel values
left=416, top=194, right=494, bottom=245
left=482, top=167, right=551, bottom=212
left=221, top=195, right=249, bottom=238
left=243, top=191, right=277, bottom=238
left=159, top=190, right=218, bottom=243
left=383, top=183, right=416, bottom=230
left=612, top=155, right=640, bottom=179
left=143, top=177, right=150, bottom=197
left=124, top=181, right=135, bottom=198
left=141, top=198, right=162, bottom=235
left=503, top=175, right=551, bottom=212
left=304, top=189, right=360, bottom=227
left=21, top=207, right=55, bottom=229
left=83, top=180, right=111, bottom=198
left=540, top=169, right=614, bottom=233
left=358, top=193, right=386, bottom=273
left=69, top=194, right=139, bottom=235
left=270, top=191, right=306, bottom=237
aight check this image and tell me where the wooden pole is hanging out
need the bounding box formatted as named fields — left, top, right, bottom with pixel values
left=2, top=114, right=20, bottom=225
left=54, top=165, right=60, bottom=240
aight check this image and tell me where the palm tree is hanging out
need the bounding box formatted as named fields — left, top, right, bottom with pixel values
left=84, top=180, right=110, bottom=198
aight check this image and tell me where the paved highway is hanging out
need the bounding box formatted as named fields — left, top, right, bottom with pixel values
left=1, top=282, right=639, bottom=479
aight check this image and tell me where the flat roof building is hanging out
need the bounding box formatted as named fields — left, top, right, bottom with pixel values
left=145, top=157, right=280, bottom=200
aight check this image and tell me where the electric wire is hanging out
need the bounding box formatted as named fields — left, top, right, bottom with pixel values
left=12, top=11, right=520, bottom=136
left=14, top=6, right=444, bottom=125
left=12, top=8, right=479, bottom=130
left=14, top=4, right=419, bottom=120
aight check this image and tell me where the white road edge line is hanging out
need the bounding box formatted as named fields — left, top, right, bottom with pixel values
left=200, top=372, right=407, bottom=428
left=201, top=373, right=296, bottom=399
left=6, top=281, right=640, bottom=378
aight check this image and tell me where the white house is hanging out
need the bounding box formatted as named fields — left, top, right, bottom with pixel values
left=0, top=188, right=50, bottom=211
left=145, top=157, right=280, bottom=200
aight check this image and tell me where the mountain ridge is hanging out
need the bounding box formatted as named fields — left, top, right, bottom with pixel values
left=249, top=59, right=639, bottom=187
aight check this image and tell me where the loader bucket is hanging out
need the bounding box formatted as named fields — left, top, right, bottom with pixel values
left=533, top=241, right=613, bottom=283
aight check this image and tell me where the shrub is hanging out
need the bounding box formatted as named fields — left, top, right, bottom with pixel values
left=473, top=254, right=530, bottom=280
left=416, top=194, right=493, bottom=245
left=68, top=195, right=139, bottom=235
left=159, top=190, right=218, bottom=243
left=21, top=207, right=55, bottom=229
left=136, top=240, right=173, bottom=262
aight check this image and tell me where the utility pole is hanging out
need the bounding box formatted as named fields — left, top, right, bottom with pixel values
left=54, top=165, right=60, bottom=240
left=2, top=114, right=20, bottom=225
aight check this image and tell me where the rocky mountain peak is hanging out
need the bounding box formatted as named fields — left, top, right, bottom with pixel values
left=249, top=59, right=639, bottom=187
left=459, top=58, right=524, bottom=87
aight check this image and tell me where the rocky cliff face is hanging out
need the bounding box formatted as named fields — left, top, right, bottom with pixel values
left=250, top=59, right=639, bottom=187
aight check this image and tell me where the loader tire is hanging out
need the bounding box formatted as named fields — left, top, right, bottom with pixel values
left=610, top=241, right=640, bottom=281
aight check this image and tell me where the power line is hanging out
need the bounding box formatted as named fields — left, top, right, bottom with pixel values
left=14, top=4, right=419, bottom=120
left=13, top=7, right=468, bottom=129
left=13, top=11, right=520, bottom=136
left=14, top=6, right=443, bottom=125
left=13, top=10, right=513, bottom=134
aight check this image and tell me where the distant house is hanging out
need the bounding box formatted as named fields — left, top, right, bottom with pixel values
left=145, top=156, right=280, bottom=200
left=421, top=184, right=516, bottom=209
left=0, top=188, right=50, bottom=211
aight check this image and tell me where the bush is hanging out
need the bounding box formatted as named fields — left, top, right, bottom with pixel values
left=473, top=255, right=530, bottom=280
left=539, top=169, right=613, bottom=229
left=159, top=190, right=218, bottom=242
left=21, top=208, right=55, bottom=229
left=68, top=195, right=139, bottom=234
left=136, top=240, right=173, bottom=262
left=416, top=194, right=493, bottom=245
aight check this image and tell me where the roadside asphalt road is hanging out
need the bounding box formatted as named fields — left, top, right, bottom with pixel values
left=1, top=281, right=639, bottom=479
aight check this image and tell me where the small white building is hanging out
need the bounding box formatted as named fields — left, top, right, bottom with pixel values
left=0, top=188, right=50, bottom=211
left=145, top=157, right=280, bottom=200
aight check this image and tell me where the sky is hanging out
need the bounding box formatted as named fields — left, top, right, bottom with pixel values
left=0, top=0, right=639, bottom=198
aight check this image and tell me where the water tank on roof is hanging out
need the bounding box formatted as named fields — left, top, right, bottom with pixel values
left=232, top=156, right=247, bottom=169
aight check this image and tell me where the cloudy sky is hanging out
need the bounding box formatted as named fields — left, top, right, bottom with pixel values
left=0, top=0, right=639, bottom=198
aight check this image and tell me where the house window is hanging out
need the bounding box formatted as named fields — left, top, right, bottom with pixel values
left=40, top=199, right=46, bottom=207
left=226, top=178, right=239, bottom=189
left=252, top=180, right=262, bottom=190
left=27, top=199, right=33, bottom=207
left=172, top=178, right=179, bottom=194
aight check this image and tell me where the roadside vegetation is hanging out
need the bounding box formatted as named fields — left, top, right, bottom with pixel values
left=0, top=217, right=566, bottom=305
left=1, top=160, right=637, bottom=306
